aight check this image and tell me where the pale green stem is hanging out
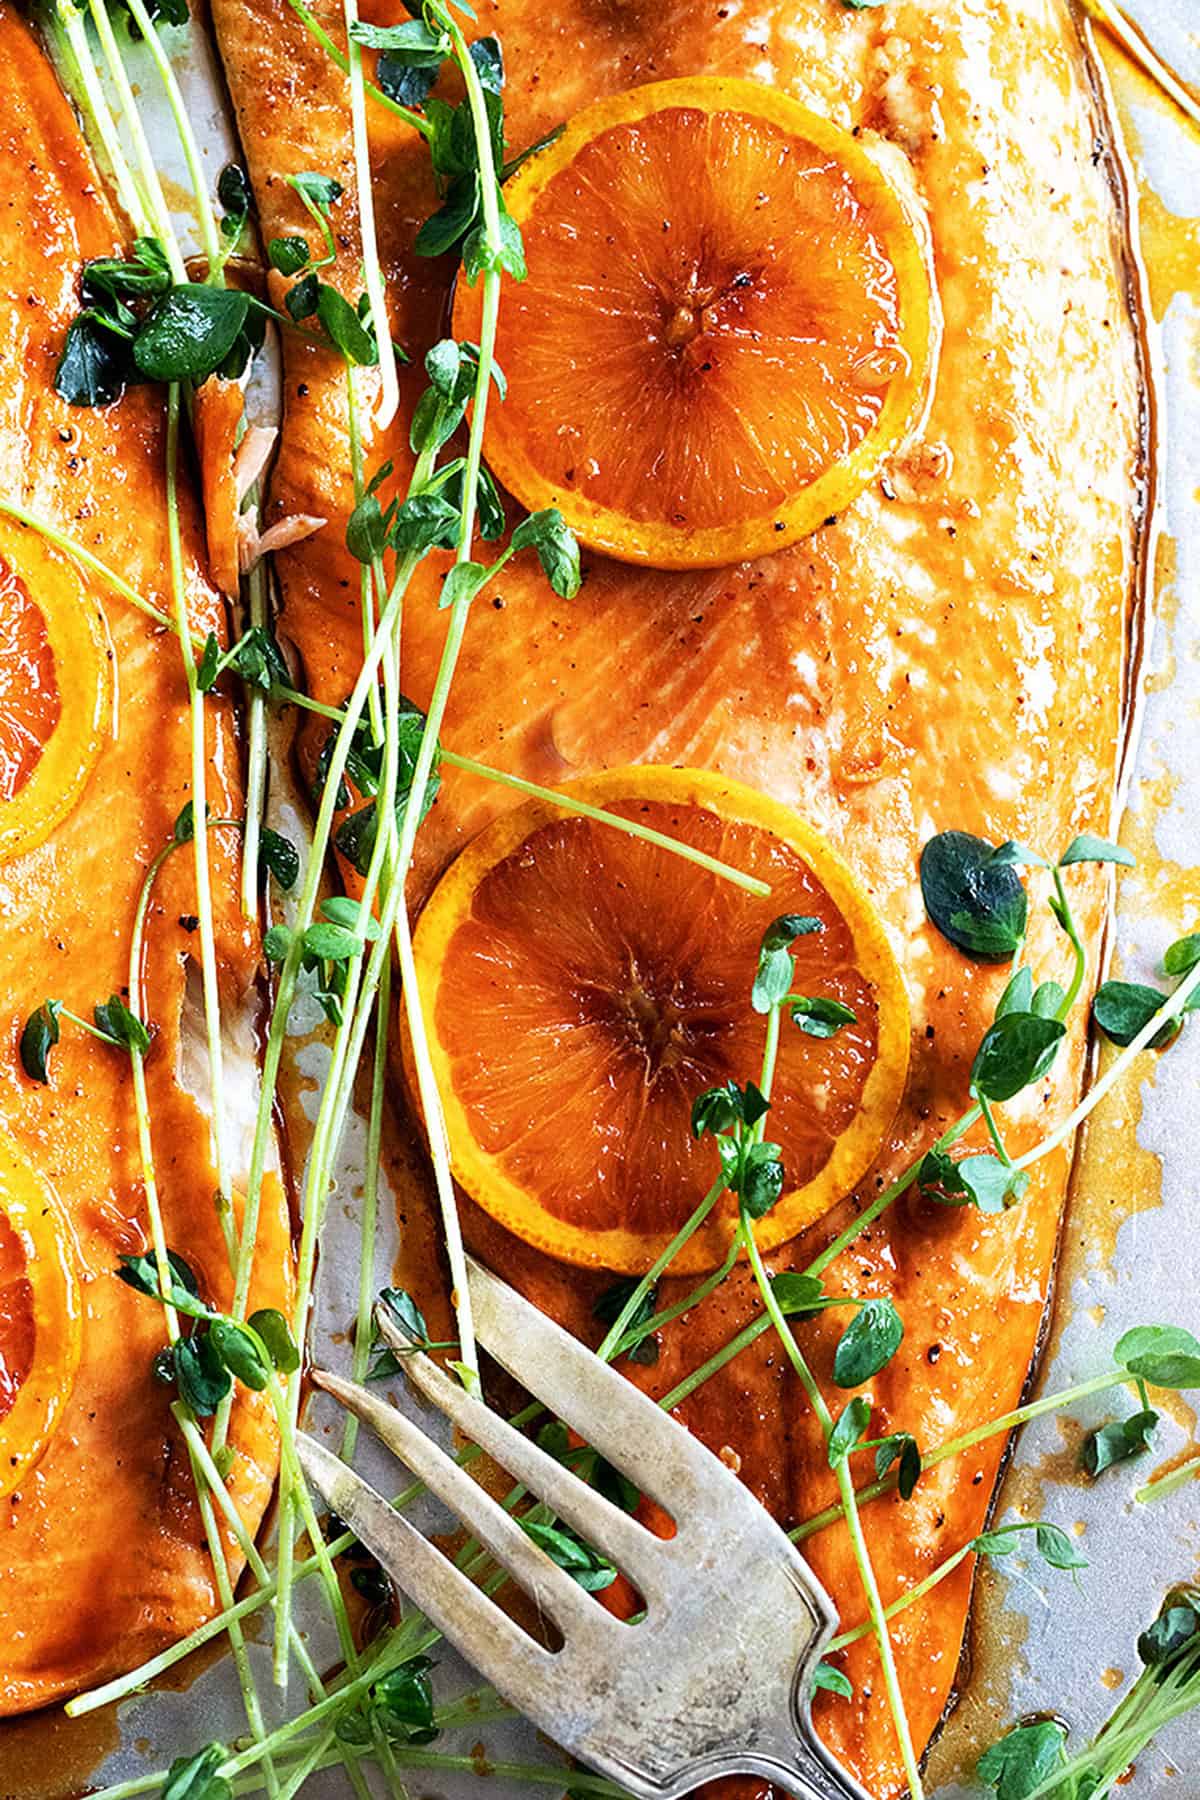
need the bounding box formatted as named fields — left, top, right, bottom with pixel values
left=53, top=2, right=147, bottom=228
left=240, top=550, right=270, bottom=918
left=1136, top=1454, right=1200, bottom=1505
left=342, top=942, right=391, bottom=1460
left=342, top=0, right=400, bottom=425
left=87, top=0, right=186, bottom=279
left=827, top=1546, right=972, bottom=1652
left=166, top=384, right=236, bottom=1258
left=282, top=0, right=431, bottom=136
left=1083, top=0, right=1200, bottom=129
left=791, top=1367, right=1127, bottom=1543
left=121, top=0, right=223, bottom=273
left=0, top=501, right=173, bottom=631
left=442, top=750, right=771, bottom=898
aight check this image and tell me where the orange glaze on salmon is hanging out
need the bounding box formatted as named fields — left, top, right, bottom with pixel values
left=207, top=0, right=1145, bottom=1791
left=0, top=6, right=292, bottom=1714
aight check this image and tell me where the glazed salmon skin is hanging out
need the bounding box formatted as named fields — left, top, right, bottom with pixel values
left=207, top=0, right=1144, bottom=1791
left=0, top=6, right=292, bottom=1713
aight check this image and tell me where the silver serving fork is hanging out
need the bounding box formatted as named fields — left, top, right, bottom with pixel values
left=297, top=1256, right=873, bottom=1800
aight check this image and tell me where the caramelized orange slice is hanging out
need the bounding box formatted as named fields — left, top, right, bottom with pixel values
left=411, top=767, right=910, bottom=1273
left=0, top=524, right=110, bottom=863
left=0, top=1133, right=83, bottom=1500
left=453, top=77, right=935, bottom=569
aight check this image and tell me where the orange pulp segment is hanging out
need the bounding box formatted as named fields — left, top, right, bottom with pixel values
left=0, top=1133, right=83, bottom=1499
left=453, top=77, right=934, bottom=569
left=0, top=525, right=110, bottom=863
left=411, top=766, right=910, bottom=1274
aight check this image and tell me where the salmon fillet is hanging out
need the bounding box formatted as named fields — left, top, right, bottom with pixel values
left=0, top=6, right=292, bottom=1714
left=207, top=0, right=1145, bottom=1791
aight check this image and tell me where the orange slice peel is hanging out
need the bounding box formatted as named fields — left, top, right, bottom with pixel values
left=0, top=1133, right=83, bottom=1499
left=410, top=766, right=910, bottom=1274
left=454, top=76, right=936, bottom=570
left=0, top=523, right=110, bottom=864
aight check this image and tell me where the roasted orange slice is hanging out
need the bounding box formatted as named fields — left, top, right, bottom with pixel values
left=0, top=525, right=110, bottom=863
left=453, top=77, right=935, bottom=570
left=411, top=767, right=909, bottom=1273
left=0, top=1133, right=83, bottom=1500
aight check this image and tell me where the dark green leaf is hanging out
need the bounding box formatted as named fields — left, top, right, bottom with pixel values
left=812, top=1660, right=853, bottom=1699
left=593, top=1277, right=657, bottom=1336
left=160, top=1746, right=233, bottom=1800
left=209, top=1318, right=270, bottom=1391
left=389, top=491, right=460, bottom=554
left=690, top=1082, right=745, bottom=1139
left=260, top=828, right=300, bottom=892
left=173, top=1330, right=233, bottom=1417
left=749, top=913, right=820, bottom=1014
left=770, top=1271, right=826, bottom=1318
left=133, top=285, right=250, bottom=382
left=347, top=492, right=389, bottom=563
left=378, top=1287, right=430, bottom=1346
left=1138, top=1600, right=1200, bottom=1668
left=292, top=172, right=343, bottom=209
left=1081, top=1409, right=1158, bottom=1478
left=789, top=996, right=857, bottom=1039
left=217, top=163, right=251, bottom=217
left=462, top=210, right=526, bottom=284
left=55, top=314, right=133, bottom=406
left=321, top=896, right=380, bottom=940
left=378, top=53, right=440, bottom=109
left=521, top=1519, right=616, bottom=1592
left=373, top=1656, right=438, bottom=1744
left=20, top=999, right=61, bottom=1084
left=920, top=831, right=1027, bottom=963
left=440, top=561, right=490, bottom=610
left=834, top=1298, right=903, bottom=1387
left=977, top=1720, right=1068, bottom=1800
left=94, top=993, right=152, bottom=1054
left=1116, top=1324, right=1200, bottom=1390
left=972, top=1520, right=1087, bottom=1572
left=269, top=236, right=311, bottom=276
left=262, top=924, right=292, bottom=963
left=1059, top=834, right=1135, bottom=869
left=248, top=1308, right=300, bottom=1374
left=174, top=800, right=197, bottom=843
left=995, top=967, right=1033, bottom=1019
left=469, top=35, right=504, bottom=93
left=874, top=1432, right=921, bottom=1499
left=827, top=1395, right=872, bottom=1466
left=1164, top=932, right=1200, bottom=977
left=317, top=284, right=377, bottom=366
left=302, top=922, right=363, bottom=963
left=970, top=1012, right=1065, bottom=1102
left=415, top=174, right=481, bottom=258
left=739, top=1143, right=784, bottom=1219
left=117, top=1249, right=203, bottom=1313
left=1092, top=980, right=1179, bottom=1050
left=1031, top=979, right=1065, bottom=1020
left=509, top=507, right=581, bottom=599
left=285, top=272, right=321, bottom=321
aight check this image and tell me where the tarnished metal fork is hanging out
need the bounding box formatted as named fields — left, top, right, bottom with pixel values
left=297, top=1256, right=873, bottom=1800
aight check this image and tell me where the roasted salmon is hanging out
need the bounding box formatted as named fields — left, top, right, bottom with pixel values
left=0, top=5, right=292, bottom=1714
left=218, top=0, right=1141, bottom=1790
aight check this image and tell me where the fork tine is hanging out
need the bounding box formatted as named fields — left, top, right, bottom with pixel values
left=309, top=1370, right=621, bottom=1641
left=295, top=1432, right=578, bottom=1715
left=374, top=1307, right=668, bottom=1593
left=465, top=1257, right=727, bottom=1525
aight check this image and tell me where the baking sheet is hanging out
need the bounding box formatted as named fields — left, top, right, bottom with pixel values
left=18, top=4, right=1200, bottom=1796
